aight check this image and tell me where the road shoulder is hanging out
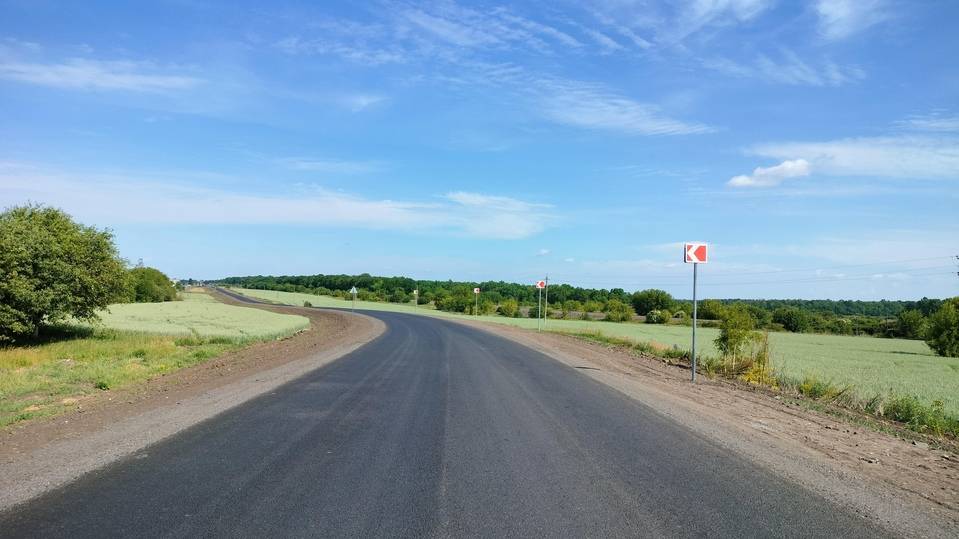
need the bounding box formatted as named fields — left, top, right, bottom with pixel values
left=456, top=318, right=959, bottom=539
left=0, top=303, right=384, bottom=510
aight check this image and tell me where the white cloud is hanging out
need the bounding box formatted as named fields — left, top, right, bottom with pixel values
left=0, top=58, right=201, bottom=92
left=703, top=52, right=865, bottom=86
left=750, top=136, right=959, bottom=179
left=536, top=248, right=551, bottom=256
left=815, top=0, right=890, bottom=40
left=563, top=257, right=576, bottom=263
left=728, top=159, right=811, bottom=187
left=0, top=165, right=552, bottom=240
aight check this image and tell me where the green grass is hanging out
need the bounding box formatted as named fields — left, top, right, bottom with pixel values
left=0, top=291, right=309, bottom=427
left=233, top=287, right=959, bottom=416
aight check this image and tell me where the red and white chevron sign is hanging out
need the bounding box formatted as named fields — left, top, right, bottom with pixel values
left=684, top=243, right=708, bottom=264
left=535, top=280, right=546, bottom=289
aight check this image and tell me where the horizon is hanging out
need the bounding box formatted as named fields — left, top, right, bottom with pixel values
left=2, top=1, right=958, bottom=301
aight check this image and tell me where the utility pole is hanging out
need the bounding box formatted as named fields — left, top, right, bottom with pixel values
left=537, top=286, right=542, bottom=331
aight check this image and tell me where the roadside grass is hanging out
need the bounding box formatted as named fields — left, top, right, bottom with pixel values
left=231, top=287, right=959, bottom=436
left=0, top=291, right=309, bottom=427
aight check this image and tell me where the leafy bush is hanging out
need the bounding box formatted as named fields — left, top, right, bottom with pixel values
left=772, top=306, right=812, bottom=332
left=498, top=298, right=519, bottom=318
left=0, top=205, right=129, bottom=342
left=696, top=299, right=726, bottom=320
left=603, top=300, right=634, bottom=322
left=645, top=309, right=671, bottom=324
left=715, top=305, right=758, bottom=358
left=630, top=289, right=674, bottom=316
left=127, top=266, right=177, bottom=303
left=925, top=299, right=959, bottom=357
left=303, top=301, right=313, bottom=307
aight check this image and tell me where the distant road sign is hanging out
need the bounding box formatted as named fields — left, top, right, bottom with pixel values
left=535, top=280, right=546, bottom=289
left=684, top=243, right=708, bottom=264
left=473, top=287, right=480, bottom=294
left=349, top=286, right=358, bottom=294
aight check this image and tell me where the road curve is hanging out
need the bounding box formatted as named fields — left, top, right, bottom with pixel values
left=0, top=308, right=886, bottom=538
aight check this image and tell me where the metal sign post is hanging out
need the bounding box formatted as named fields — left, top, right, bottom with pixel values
left=473, top=287, right=480, bottom=316
left=534, top=280, right=546, bottom=330
left=413, top=289, right=418, bottom=308
left=350, top=286, right=357, bottom=312
left=684, top=243, right=708, bottom=383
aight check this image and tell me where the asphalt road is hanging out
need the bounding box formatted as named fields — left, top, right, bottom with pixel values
left=0, top=307, right=886, bottom=538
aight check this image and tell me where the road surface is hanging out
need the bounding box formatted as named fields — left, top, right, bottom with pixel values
left=0, top=307, right=886, bottom=538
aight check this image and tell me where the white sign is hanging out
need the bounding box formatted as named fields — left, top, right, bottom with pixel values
left=349, top=286, right=358, bottom=294
left=473, top=287, right=480, bottom=294
left=535, top=280, right=546, bottom=289
left=684, top=243, right=708, bottom=264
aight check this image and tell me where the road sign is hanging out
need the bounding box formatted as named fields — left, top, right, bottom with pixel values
left=349, top=286, right=358, bottom=294
left=473, top=287, right=480, bottom=294
left=535, top=280, right=546, bottom=289
left=684, top=243, right=708, bottom=264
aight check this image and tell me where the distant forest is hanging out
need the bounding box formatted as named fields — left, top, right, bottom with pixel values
left=216, top=273, right=942, bottom=318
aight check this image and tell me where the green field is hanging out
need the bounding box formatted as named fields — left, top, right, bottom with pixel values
left=94, top=290, right=309, bottom=338
left=232, top=287, right=959, bottom=415
left=0, top=291, right=309, bottom=426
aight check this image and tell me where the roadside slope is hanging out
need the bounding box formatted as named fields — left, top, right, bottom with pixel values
left=0, top=297, right=384, bottom=510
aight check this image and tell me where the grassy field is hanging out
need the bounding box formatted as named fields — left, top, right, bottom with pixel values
left=233, top=287, right=959, bottom=415
left=0, top=291, right=309, bottom=427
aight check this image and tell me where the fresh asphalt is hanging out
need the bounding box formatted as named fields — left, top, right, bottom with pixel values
left=0, top=300, right=888, bottom=538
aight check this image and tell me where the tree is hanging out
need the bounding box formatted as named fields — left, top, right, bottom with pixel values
left=630, top=289, right=674, bottom=316
left=645, top=309, right=671, bottom=324
left=128, top=267, right=177, bottom=303
left=925, top=299, right=959, bottom=357
left=715, top=305, right=758, bottom=359
left=0, top=205, right=128, bottom=342
left=772, top=306, right=811, bottom=333
left=697, top=299, right=726, bottom=320
left=896, top=309, right=926, bottom=339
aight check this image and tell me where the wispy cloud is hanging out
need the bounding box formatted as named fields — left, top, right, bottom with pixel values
left=0, top=58, right=201, bottom=92
left=895, top=111, right=959, bottom=133
left=535, top=78, right=714, bottom=136
left=703, top=52, right=865, bottom=86
left=276, top=158, right=381, bottom=175
left=749, top=136, right=959, bottom=180
left=814, top=0, right=891, bottom=40
left=728, top=159, right=811, bottom=187
left=0, top=165, right=552, bottom=240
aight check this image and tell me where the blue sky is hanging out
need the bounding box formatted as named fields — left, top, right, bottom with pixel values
left=1, top=0, right=957, bottom=300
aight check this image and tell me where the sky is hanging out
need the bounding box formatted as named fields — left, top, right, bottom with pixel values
left=1, top=0, right=957, bottom=300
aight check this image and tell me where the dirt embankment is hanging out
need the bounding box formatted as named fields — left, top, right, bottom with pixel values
left=0, top=295, right=384, bottom=510
left=458, top=319, right=959, bottom=539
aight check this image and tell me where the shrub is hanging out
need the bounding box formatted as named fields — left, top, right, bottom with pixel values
left=630, top=289, right=674, bottom=316
left=128, top=266, right=177, bottom=303
left=303, top=301, right=313, bottom=307
left=603, top=300, right=635, bottom=322
left=715, top=305, right=757, bottom=359
left=925, top=299, right=959, bottom=357
left=0, top=205, right=129, bottom=342
left=645, top=309, right=671, bottom=324
left=772, top=306, right=812, bottom=333
left=697, top=299, right=726, bottom=321
left=498, top=298, right=519, bottom=318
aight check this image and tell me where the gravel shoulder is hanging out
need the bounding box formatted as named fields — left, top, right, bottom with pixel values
left=454, top=318, right=959, bottom=539
left=0, top=295, right=384, bottom=510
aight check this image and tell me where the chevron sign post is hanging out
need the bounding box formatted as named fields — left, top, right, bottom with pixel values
left=684, top=242, right=708, bottom=382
